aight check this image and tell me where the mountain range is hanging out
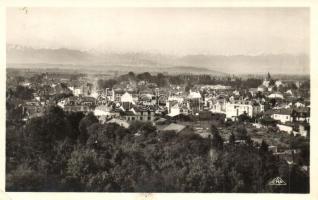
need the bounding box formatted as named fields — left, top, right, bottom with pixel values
left=6, top=44, right=309, bottom=75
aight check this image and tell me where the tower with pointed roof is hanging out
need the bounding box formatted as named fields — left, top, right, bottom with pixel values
left=266, top=72, right=271, bottom=81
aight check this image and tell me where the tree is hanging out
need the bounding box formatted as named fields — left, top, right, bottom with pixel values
left=260, top=140, right=269, bottom=153
left=238, top=112, right=251, bottom=123
left=128, top=72, right=136, bottom=80
left=78, top=112, right=99, bottom=144
left=25, top=106, right=72, bottom=153
left=289, top=132, right=295, bottom=149
left=137, top=72, right=152, bottom=81
left=97, top=79, right=118, bottom=90
left=291, top=109, right=299, bottom=122
left=6, top=163, right=47, bottom=191
left=211, top=125, right=223, bottom=150
left=66, top=112, right=85, bottom=140
left=156, top=73, right=166, bottom=87
left=185, top=82, right=192, bottom=93
left=260, top=116, right=277, bottom=127
left=235, top=125, right=248, bottom=140
left=229, top=132, right=235, bottom=144
left=129, top=121, right=156, bottom=137
left=269, top=98, right=277, bottom=107
left=14, top=86, right=34, bottom=100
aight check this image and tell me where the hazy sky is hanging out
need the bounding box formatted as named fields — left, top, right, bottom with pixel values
left=7, top=7, right=309, bottom=55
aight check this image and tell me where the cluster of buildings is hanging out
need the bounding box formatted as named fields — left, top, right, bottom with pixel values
left=19, top=72, right=310, bottom=138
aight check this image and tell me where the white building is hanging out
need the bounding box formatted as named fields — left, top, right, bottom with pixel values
left=188, top=90, right=201, bottom=99
left=275, top=80, right=283, bottom=87
left=168, top=103, right=180, bottom=117
left=210, top=99, right=226, bottom=114
left=268, top=93, right=284, bottom=99
left=74, top=88, right=82, bottom=96
left=277, top=124, right=293, bottom=133
left=225, top=101, right=263, bottom=120
left=299, top=124, right=308, bottom=137
left=285, top=89, right=294, bottom=96
left=271, top=109, right=293, bottom=124
left=167, top=96, right=184, bottom=103
left=262, top=79, right=270, bottom=88
left=121, top=92, right=134, bottom=103
left=201, top=85, right=231, bottom=90
left=295, top=102, right=305, bottom=108
left=94, top=105, right=112, bottom=117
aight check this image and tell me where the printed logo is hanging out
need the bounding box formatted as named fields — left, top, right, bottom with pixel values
left=268, top=177, right=287, bottom=186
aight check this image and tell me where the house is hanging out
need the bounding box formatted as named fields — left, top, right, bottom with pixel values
left=295, top=102, right=305, bottom=108
left=249, top=88, right=258, bottom=96
left=94, top=105, right=112, bottom=116
left=166, top=95, right=184, bottom=113
left=81, top=96, right=97, bottom=107
left=73, top=88, right=82, bottom=96
left=277, top=124, right=293, bottom=133
left=139, top=93, right=156, bottom=106
left=121, top=92, right=134, bottom=103
left=167, top=95, right=184, bottom=104
left=298, top=123, right=309, bottom=137
left=285, top=89, right=294, bottom=96
left=22, top=101, right=46, bottom=119
left=187, top=90, right=202, bottom=114
left=262, top=80, right=270, bottom=88
left=120, top=92, right=135, bottom=110
left=120, top=105, right=155, bottom=122
left=93, top=105, right=119, bottom=122
left=210, top=98, right=226, bottom=114
left=188, top=90, right=202, bottom=99
left=271, top=109, right=293, bottom=123
left=168, top=102, right=180, bottom=117
left=62, top=96, right=95, bottom=113
left=21, top=81, right=31, bottom=88
left=233, top=90, right=240, bottom=96
left=225, top=100, right=263, bottom=120
left=275, top=80, right=283, bottom=88
left=268, top=92, right=284, bottom=99
left=201, top=84, right=231, bottom=90
left=293, top=107, right=310, bottom=122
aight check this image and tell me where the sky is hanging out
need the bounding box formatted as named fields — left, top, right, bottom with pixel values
left=6, top=7, right=309, bottom=56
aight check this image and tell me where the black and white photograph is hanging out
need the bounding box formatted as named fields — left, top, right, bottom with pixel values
left=4, top=6, right=313, bottom=195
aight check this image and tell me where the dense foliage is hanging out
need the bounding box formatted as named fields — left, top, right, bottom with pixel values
left=6, top=106, right=308, bottom=192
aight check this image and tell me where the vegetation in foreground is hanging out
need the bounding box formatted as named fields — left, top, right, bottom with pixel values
left=6, top=106, right=309, bottom=192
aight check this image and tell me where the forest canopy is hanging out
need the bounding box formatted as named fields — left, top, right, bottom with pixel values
left=6, top=106, right=308, bottom=192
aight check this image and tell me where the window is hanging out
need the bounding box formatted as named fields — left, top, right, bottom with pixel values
left=148, top=116, right=151, bottom=121
left=286, top=116, right=289, bottom=119
left=132, top=117, right=135, bottom=121
left=140, top=117, right=143, bottom=120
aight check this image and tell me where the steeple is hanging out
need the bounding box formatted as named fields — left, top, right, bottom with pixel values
left=266, top=72, right=271, bottom=81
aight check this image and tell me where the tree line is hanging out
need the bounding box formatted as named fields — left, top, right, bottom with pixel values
left=97, top=72, right=265, bottom=90
left=6, top=105, right=308, bottom=192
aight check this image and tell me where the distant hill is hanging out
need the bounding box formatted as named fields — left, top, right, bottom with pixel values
left=7, top=44, right=309, bottom=75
